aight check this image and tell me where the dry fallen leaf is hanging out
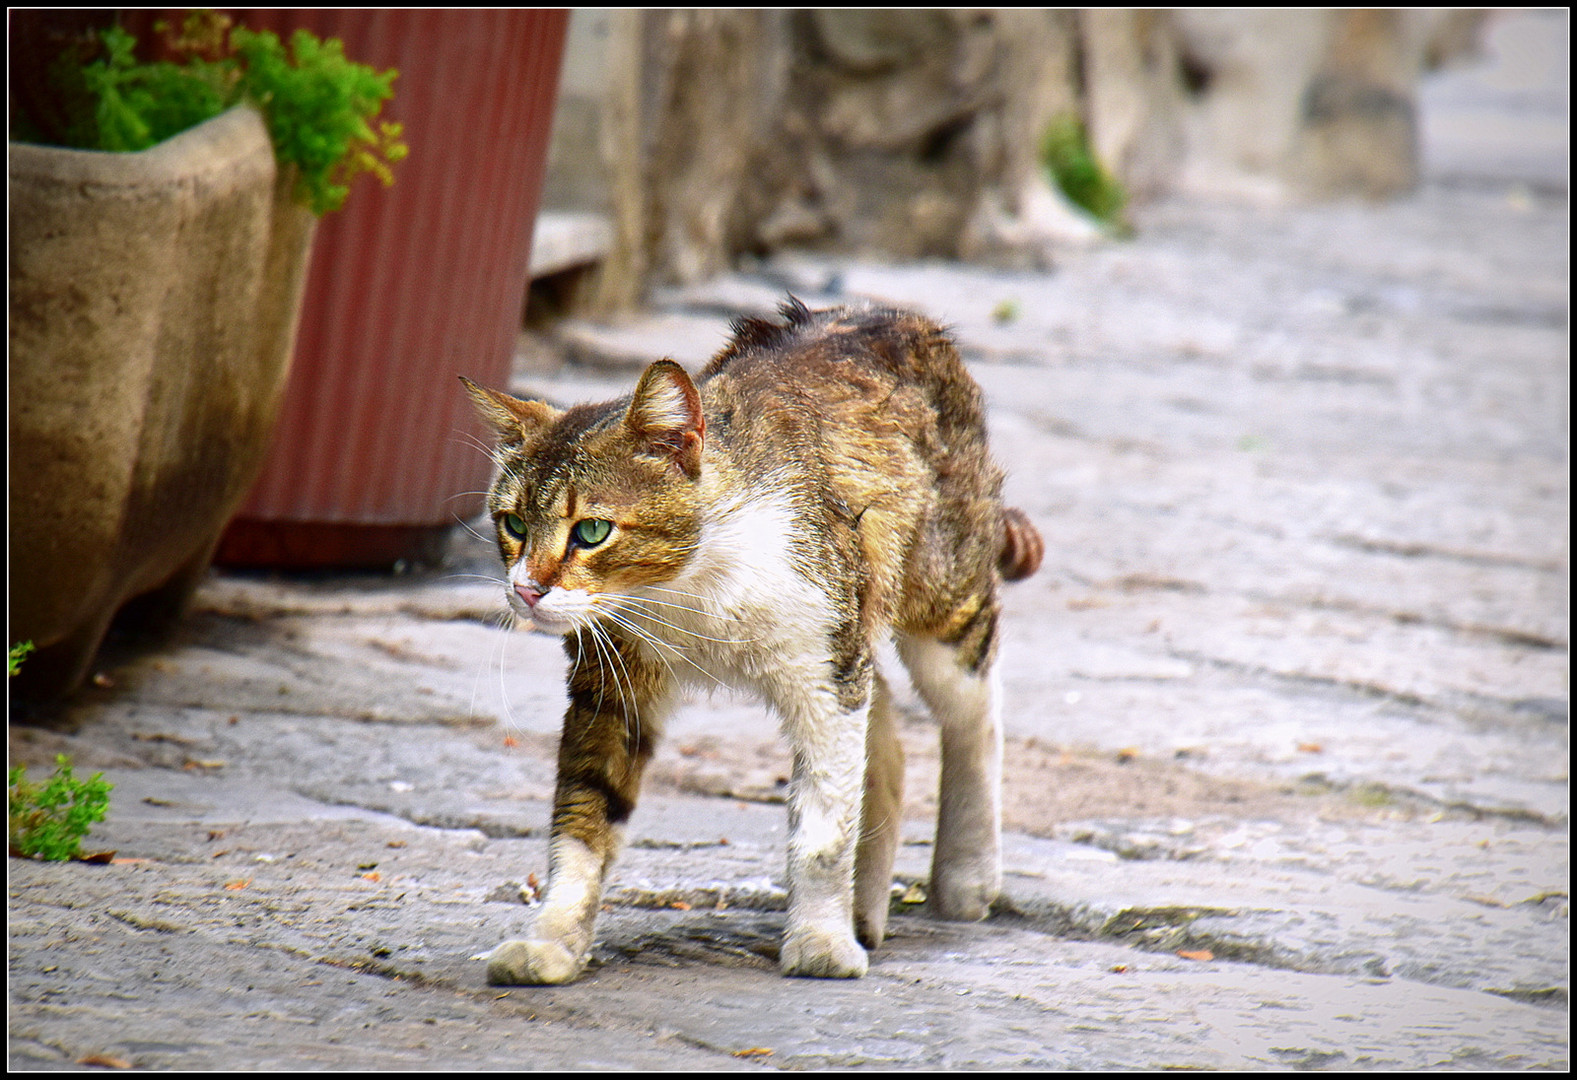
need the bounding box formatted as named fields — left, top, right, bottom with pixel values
left=733, top=1048, right=773, bottom=1058
left=224, top=878, right=252, bottom=891
left=76, top=1053, right=132, bottom=1069
left=1297, top=742, right=1323, bottom=754
left=133, top=731, right=199, bottom=746
left=1115, top=747, right=1140, bottom=763
left=899, top=882, right=927, bottom=904
left=360, top=872, right=382, bottom=883
left=670, top=900, right=692, bottom=910
left=1177, top=949, right=1214, bottom=962
left=1462, top=894, right=1507, bottom=908
left=502, top=735, right=520, bottom=748
left=1110, top=964, right=1130, bottom=973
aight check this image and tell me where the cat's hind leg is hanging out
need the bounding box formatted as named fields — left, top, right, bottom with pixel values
left=897, top=623, right=1003, bottom=922
left=854, top=669, right=904, bottom=949
left=486, top=633, right=673, bottom=986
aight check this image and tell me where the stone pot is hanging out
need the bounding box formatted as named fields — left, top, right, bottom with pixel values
left=8, top=105, right=317, bottom=700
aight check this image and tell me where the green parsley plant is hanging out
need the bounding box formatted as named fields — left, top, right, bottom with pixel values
left=29, top=10, right=406, bottom=215
left=9, top=755, right=114, bottom=862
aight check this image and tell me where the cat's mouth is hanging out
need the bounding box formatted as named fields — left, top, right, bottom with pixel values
left=507, top=586, right=589, bottom=635
left=523, top=610, right=577, bottom=635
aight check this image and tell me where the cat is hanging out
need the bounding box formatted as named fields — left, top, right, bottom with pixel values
left=463, top=298, right=1042, bottom=984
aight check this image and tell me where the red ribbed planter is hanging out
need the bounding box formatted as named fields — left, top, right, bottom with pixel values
left=204, top=9, right=569, bottom=568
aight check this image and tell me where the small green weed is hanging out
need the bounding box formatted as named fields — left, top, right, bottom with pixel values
left=1040, top=113, right=1130, bottom=235
left=9, top=755, right=114, bottom=861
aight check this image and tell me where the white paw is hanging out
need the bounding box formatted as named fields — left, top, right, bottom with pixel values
left=485, top=938, right=585, bottom=985
left=780, top=922, right=869, bottom=979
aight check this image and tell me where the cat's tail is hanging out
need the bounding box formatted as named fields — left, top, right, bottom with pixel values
left=999, top=507, right=1044, bottom=582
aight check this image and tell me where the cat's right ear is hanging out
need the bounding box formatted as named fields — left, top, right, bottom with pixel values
left=626, top=360, right=705, bottom=479
left=460, top=377, right=558, bottom=448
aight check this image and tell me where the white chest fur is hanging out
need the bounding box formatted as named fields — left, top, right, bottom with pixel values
left=622, top=491, right=832, bottom=696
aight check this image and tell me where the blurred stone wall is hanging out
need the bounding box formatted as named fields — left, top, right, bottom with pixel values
left=542, top=9, right=1488, bottom=309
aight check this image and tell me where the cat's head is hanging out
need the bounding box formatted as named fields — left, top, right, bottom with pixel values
left=462, top=360, right=706, bottom=634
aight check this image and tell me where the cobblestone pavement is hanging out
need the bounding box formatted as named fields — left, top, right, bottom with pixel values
left=9, top=10, right=1567, bottom=1071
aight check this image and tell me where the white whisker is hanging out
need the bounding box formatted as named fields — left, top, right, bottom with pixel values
left=586, top=620, right=642, bottom=747
left=439, top=572, right=508, bottom=587
left=616, top=591, right=721, bottom=618
left=631, top=583, right=728, bottom=611
left=600, top=592, right=761, bottom=647
left=448, top=513, right=496, bottom=546
left=450, top=430, right=506, bottom=463
left=593, top=610, right=677, bottom=690
left=596, top=607, right=733, bottom=692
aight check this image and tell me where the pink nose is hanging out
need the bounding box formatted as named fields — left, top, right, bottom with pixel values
left=515, top=584, right=545, bottom=608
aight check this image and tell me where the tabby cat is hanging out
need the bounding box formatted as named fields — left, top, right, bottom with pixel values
left=464, top=299, right=1042, bottom=984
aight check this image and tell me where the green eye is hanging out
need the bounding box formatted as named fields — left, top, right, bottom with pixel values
left=572, top=518, right=613, bottom=547
left=501, top=512, right=527, bottom=541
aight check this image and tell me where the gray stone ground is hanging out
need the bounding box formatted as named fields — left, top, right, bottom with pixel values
left=9, top=10, right=1568, bottom=1072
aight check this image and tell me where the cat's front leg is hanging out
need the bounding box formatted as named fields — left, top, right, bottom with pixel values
left=486, top=831, right=607, bottom=985
left=777, top=676, right=872, bottom=979
left=486, top=636, right=670, bottom=986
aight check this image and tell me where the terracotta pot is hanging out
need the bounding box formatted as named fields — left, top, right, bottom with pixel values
left=212, top=9, right=570, bottom=569
left=8, top=106, right=317, bottom=699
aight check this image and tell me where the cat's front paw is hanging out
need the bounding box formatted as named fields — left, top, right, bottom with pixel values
left=780, top=922, right=868, bottom=979
left=485, top=938, right=585, bottom=986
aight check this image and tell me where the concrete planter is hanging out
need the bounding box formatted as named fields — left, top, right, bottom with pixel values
left=8, top=105, right=317, bottom=699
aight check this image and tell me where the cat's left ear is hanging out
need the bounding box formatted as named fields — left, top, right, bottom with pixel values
left=461, top=376, right=559, bottom=448
left=626, top=360, right=705, bottom=479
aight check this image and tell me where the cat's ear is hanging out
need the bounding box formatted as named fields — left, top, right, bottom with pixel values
left=626, top=360, right=705, bottom=479
left=460, top=376, right=558, bottom=448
